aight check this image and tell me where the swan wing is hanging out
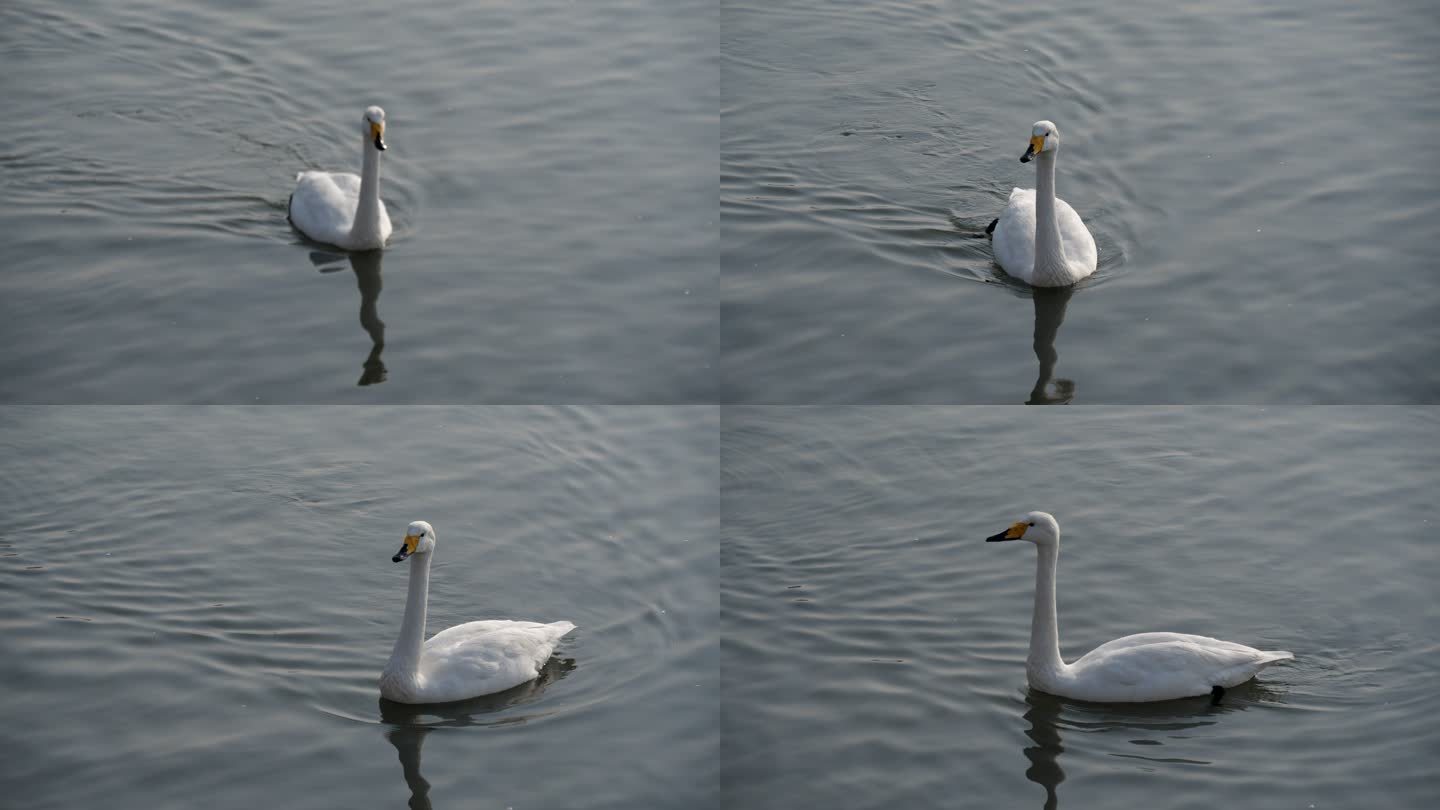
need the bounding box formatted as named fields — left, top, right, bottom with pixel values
left=992, top=188, right=1036, bottom=282
left=1084, top=631, right=1244, bottom=657
left=289, top=171, right=360, bottom=247
left=1053, top=196, right=1098, bottom=275
left=1067, top=634, right=1292, bottom=701
left=418, top=619, right=575, bottom=702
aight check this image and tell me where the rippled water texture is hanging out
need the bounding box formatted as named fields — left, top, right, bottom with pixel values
left=0, top=0, right=715, bottom=402
left=0, top=407, right=717, bottom=809
left=722, top=0, right=1440, bottom=403
left=722, top=408, right=1439, bottom=809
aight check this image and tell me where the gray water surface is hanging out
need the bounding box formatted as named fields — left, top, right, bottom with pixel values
left=722, top=0, right=1440, bottom=403
left=722, top=407, right=1438, bottom=809
left=1, top=407, right=717, bottom=809
left=0, top=0, right=716, bottom=403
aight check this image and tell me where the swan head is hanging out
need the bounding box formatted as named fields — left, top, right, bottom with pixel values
left=1020, top=121, right=1059, bottom=163
left=986, top=511, right=1060, bottom=546
left=364, top=106, right=387, bottom=152
left=392, top=520, right=435, bottom=562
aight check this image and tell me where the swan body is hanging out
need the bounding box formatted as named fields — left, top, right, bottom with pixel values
left=990, top=121, right=1097, bottom=286
left=289, top=106, right=393, bottom=251
left=987, top=512, right=1292, bottom=703
left=380, top=521, right=575, bottom=704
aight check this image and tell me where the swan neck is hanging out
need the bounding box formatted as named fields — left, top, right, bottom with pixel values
left=351, top=138, right=383, bottom=242
left=389, top=552, right=430, bottom=675
left=1029, top=541, right=1066, bottom=676
left=1032, top=151, right=1069, bottom=284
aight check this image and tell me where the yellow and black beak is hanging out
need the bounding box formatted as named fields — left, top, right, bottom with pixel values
left=371, top=121, right=387, bottom=152
left=1020, top=135, right=1045, bottom=163
left=392, top=533, right=418, bottom=562
left=986, top=521, right=1029, bottom=542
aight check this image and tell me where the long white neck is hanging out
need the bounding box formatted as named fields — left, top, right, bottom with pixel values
left=1027, top=541, right=1068, bottom=680
left=1031, top=150, right=1070, bottom=286
left=387, top=552, right=430, bottom=677
left=350, top=136, right=384, bottom=245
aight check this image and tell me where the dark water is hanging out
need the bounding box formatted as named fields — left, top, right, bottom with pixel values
left=722, top=408, right=1439, bottom=809
left=722, top=0, right=1440, bottom=403
left=0, top=0, right=715, bottom=403
left=0, top=407, right=717, bottom=809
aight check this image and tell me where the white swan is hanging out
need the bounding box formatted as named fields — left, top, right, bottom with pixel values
left=988, top=121, right=1097, bottom=287
left=986, top=512, right=1292, bottom=703
left=380, top=521, right=576, bottom=704
left=289, top=106, right=393, bottom=251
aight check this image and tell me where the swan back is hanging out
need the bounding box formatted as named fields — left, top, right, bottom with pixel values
left=1061, top=633, right=1293, bottom=702
left=290, top=172, right=361, bottom=245
left=387, top=619, right=575, bottom=704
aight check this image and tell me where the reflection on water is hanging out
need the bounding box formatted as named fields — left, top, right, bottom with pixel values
left=1019, top=680, right=1288, bottom=809
left=378, top=657, right=576, bottom=810
left=349, top=251, right=387, bottom=386
left=1021, top=691, right=1067, bottom=810
left=310, top=250, right=387, bottom=386
left=1026, top=286, right=1074, bottom=405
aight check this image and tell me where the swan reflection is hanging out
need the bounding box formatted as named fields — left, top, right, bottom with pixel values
left=1018, top=680, right=1286, bottom=809
left=378, top=656, right=576, bottom=810
left=1026, top=285, right=1074, bottom=404
left=310, top=250, right=386, bottom=386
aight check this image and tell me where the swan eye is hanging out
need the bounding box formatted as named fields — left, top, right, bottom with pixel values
left=1028, top=522, right=1035, bottom=527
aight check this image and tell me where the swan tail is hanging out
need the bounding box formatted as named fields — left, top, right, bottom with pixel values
left=1238, top=650, right=1293, bottom=681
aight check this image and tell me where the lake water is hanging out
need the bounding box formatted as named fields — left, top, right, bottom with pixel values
left=5, top=1, right=1438, bottom=805
left=722, top=407, right=1438, bottom=809
left=0, top=407, right=717, bottom=809
left=721, top=0, right=1440, bottom=403
left=0, top=0, right=715, bottom=403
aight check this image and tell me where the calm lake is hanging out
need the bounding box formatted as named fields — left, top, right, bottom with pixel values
left=722, top=407, right=1438, bottom=809
left=722, top=0, right=1440, bottom=403
left=0, top=0, right=715, bottom=403
left=0, top=407, right=717, bottom=809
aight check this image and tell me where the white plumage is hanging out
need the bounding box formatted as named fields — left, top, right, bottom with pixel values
left=1044, top=632, right=1294, bottom=703
left=990, top=121, right=1097, bottom=287
left=289, top=106, right=393, bottom=251
left=380, top=521, right=575, bottom=704
left=987, top=512, right=1292, bottom=703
